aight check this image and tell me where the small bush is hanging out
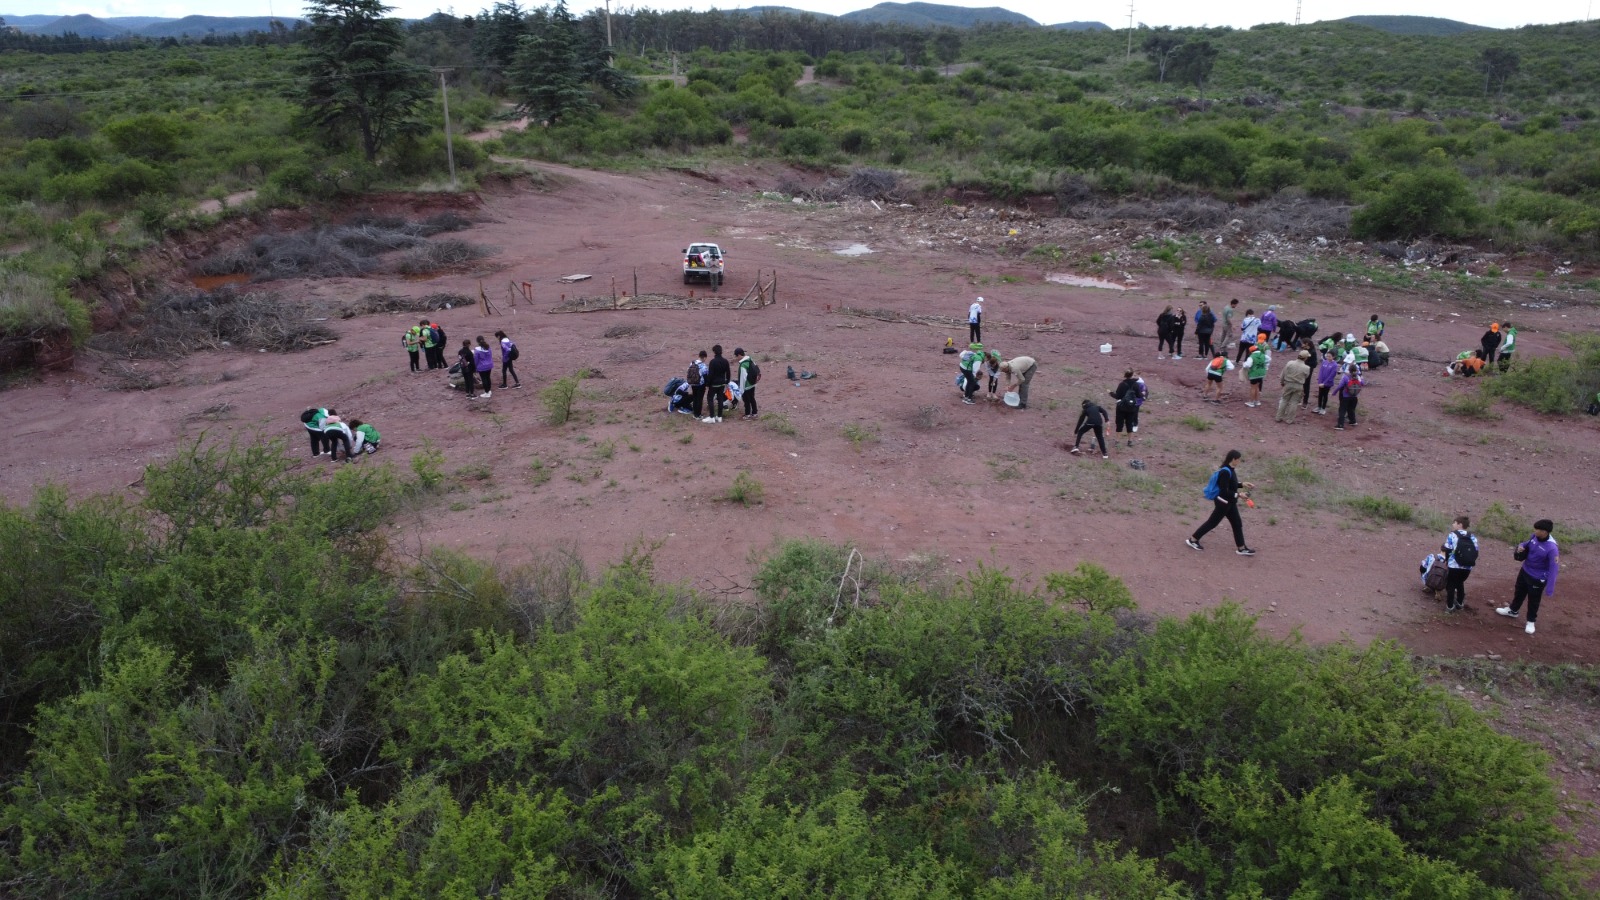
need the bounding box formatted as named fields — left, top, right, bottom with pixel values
left=727, top=470, right=764, bottom=506
left=762, top=412, right=798, bottom=436
left=1179, top=414, right=1214, bottom=431
left=410, top=438, right=446, bottom=490
left=1484, top=335, right=1600, bottom=415
left=1346, top=494, right=1414, bottom=523
left=842, top=422, right=880, bottom=449
left=539, top=372, right=584, bottom=425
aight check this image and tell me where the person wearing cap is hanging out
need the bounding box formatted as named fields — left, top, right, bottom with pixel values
left=999, top=355, right=1037, bottom=408
left=1480, top=323, right=1502, bottom=362
left=1332, top=360, right=1363, bottom=430
left=1497, top=321, right=1517, bottom=370
left=968, top=297, right=984, bottom=344
left=1498, top=519, right=1559, bottom=635
left=734, top=348, right=758, bottom=419
left=958, top=342, right=984, bottom=404
left=1275, top=350, right=1312, bottom=424
left=1339, top=333, right=1359, bottom=358
left=1243, top=340, right=1270, bottom=407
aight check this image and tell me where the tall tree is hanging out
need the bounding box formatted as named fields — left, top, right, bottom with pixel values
left=933, top=31, right=961, bottom=75
left=508, top=4, right=593, bottom=126
left=294, top=0, right=430, bottom=162
left=1142, top=28, right=1184, bottom=84
left=1477, top=46, right=1520, bottom=98
left=1172, top=40, right=1219, bottom=96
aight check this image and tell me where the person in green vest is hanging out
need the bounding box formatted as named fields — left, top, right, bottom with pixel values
left=350, top=419, right=381, bottom=454
left=958, top=342, right=984, bottom=404
left=1244, top=341, right=1270, bottom=407
left=403, top=325, right=423, bottom=373
left=302, top=407, right=330, bottom=456
left=1497, top=321, right=1517, bottom=370
left=418, top=318, right=439, bottom=369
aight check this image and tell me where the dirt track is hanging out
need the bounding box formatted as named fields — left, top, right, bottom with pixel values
left=5, top=161, right=1598, bottom=670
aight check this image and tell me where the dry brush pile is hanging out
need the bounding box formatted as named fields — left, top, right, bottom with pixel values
left=89, top=286, right=337, bottom=359
left=195, top=214, right=490, bottom=282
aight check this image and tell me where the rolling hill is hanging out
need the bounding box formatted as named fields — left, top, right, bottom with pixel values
left=1331, top=14, right=1493, bottom=35
left=840, top=2, right=1037, bottom=27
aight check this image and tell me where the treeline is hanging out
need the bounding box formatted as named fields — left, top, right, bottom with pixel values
left=0, top=440, right=1584, bottom=895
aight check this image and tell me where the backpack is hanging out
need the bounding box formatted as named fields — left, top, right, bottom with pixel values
left=300, top=408, right=319, bottom=424
left=430, top=324, right=445, bottom=346
left=1203, top=468, right=1224, bottom=501
left=1450, top=531, right=1479, bottom=568
left=1343, top=375, right=1363, bottom=397
left=664, top=377, right=685, bottom=397
left=686, top=363, right=702, bottom=386
left=748, top=362, right=761, bottom=385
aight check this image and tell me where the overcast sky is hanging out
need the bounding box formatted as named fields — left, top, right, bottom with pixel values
left=10, top=0, right=1592, bottom=30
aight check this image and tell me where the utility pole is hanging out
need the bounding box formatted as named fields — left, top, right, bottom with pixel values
left=435, top=68, right=457, bottom=192
left=1125, top=0, right=1135, bottom=59
left=1295, top=0, right=1302, bottom=26
left=604, top=0, right=613, bottom=51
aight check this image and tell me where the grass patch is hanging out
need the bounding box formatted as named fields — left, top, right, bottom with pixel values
left=842, top=422, right=880, bottom=450
left=1483, top=334, right=1600, bottom=415
left=540, top=371, right=585, bottom=425
left=1178, top=414, right=1214, bottom=431
left=1346, top=494, right=1414, bottom=523
left=726, top=470, right=764, bottom=506
left=763, top=412, right=798, bottom=436
left=1442, top=390, right=1500, bottom=420
left=1113, top=472, right=1165, bottom=495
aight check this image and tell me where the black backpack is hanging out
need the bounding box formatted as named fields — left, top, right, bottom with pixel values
left=686, top=363, right=702, bottom=386
left=1450, top=531, right=1479, bottom=567
left=748, top=362, right=761, bottom=385
left=431, top=324, right=445, bottom=346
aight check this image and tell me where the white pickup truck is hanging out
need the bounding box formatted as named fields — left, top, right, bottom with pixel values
left=683, top=242, right=725, bottom=286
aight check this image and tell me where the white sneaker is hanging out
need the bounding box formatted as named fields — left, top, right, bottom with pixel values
left=1525, top=621, right=1536, bottom=634
left=1495, top=606, right=1517, bottom=618
left=702, top=417, right=715, bottom=423
left=715, top=417, right=723, bottom=423
left=1173, top=354, right=1183, bottom=360
left=480, top=393, right=491, bottom=399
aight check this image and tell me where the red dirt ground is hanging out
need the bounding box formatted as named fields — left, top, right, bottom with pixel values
left=10, top=161, right=1596, bottom=663
left=7, top=160, right=1600, bottom=861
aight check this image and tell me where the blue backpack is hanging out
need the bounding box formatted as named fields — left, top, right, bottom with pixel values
left=1203, top=469, right=1224, bottom=500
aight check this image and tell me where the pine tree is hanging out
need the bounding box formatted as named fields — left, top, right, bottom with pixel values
left=294, top=0, right=430, bottom=162
left=508, top=2, right=595, bottom=126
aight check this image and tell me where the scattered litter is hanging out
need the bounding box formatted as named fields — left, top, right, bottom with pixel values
left=557, top=274, right=592, bottom=283
left=833, top=243, right=873, bottom=256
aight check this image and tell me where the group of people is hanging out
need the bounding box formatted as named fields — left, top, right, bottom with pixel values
left=1420, top=517, right=1560, bottom=636
left=1068, top=370, right=1147, bottom=458
left=404, top=320, right=521, bottom=399
left=955, top=341, right=1038, bottom=408
left=1445, top=321, right=1517, bottom=376
left=300, top=407, right=381, bottom=462
left=667, top=344, right=760, bottom=421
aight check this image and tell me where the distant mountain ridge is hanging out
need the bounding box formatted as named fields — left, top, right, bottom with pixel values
left=2, top=12, right=302, bottom=37
left=1330, top=15, right=1492, bottom=35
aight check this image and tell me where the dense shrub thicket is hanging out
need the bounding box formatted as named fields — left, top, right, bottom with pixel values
left=0, top=442, right=1584, bottom=896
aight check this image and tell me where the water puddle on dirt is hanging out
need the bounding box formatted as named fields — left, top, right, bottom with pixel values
left=190, top=273, right=250, bottom=291
left=1046, top=272, right=1129, bottom=290
left=833, top=243, right=873, bottom=256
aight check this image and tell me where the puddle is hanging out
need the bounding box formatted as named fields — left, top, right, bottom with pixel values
left=1046, top=272, right=1130, bottom=290
left=833, top=243, right=873, bottom=257
left=190, top=273, right=251, bottom=291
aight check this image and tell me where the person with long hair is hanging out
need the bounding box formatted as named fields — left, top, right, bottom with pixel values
left=1186, top=449, right=1256, bottom=555
left=494, top=330, right=521, bottom=389
left=472, top=336, right=494, bottom=399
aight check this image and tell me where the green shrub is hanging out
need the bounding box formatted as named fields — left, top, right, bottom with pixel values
left=1346, top=494, right=1415, bottom=522
left=539, top=372, right=584, bottom=425
left=1484, top=335, right=1600, bottom=414
left=727, top=470, right=765, bottom=506
left=778, top=127, right=830, bottom=158
left=1351, top=166, right=1480, bottom=240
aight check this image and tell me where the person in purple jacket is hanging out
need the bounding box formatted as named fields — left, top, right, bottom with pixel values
left=471, top=335, right=494, bottom=399
left=1313, top=349, right=1338, bottom=415
left=1259, top=306, right=1279, bottom=342
left=1497, top=519, right=1560, bottom=634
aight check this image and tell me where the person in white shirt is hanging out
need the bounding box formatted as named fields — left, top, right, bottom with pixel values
left=968, top=297, right=983, bottom=344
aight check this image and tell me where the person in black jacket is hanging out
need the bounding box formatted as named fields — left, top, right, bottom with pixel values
left=1155, top=305, right=1176, bottom=359
left=1194, top=302, right=1216, bottom=357
left=1109, top=370, right=1144, bottom=448
left=1170, top=307, right=1187, bottom=360
left=702, top=344, right=732, bottom=423
left=1069, top=399, right=1109, bottom=458
left=1186, top=449, right=1256, bottom=555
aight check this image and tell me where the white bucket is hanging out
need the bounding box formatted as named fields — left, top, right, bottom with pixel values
left=1003, top=391, right=1021, bottom=407
left=1099, top=343, right=1113, bottom=354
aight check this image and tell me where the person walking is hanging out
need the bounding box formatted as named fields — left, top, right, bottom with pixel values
left=1217, top=298, right=1239, bottom=357
left=1194, top=302, right=1216, bottom=358
left=1313, top=349, right=1338, bottom=415
left=1332, top=361, right=1363, bottom=430
left=1069, top=398, right=1109, bottom=458
left=1109, top=370, right=1144, bottom=447
left=1171, top=307, right=1187, bottom=360
left=1235, top=308, right=1261, bottom=364
left=958, top=342, right=984, bottom=405
left=1497, top=519, right=1560, bottom=634
left=1244, top=340, right=1269, bottom=407
left=968, top=297, right=984, bottom=344
left=403, top=324, right=423, bottom=373
left=1186, top=449, right=1256, bottom=555
left=703, top=344, right=731, bottom=423
left=494, top=330, right=521, bottom=389
left=1440, top=516, right=1478, bottom=612
left=1479, top=323, right=1502, bottom=362
left=734, top=347, right=758, bottom=419
left=999, top=355, right=1037, bottom=408
left=1275, top=350, right=1312, bottom=423
left=1155, top=305, right=1177, bottom=359
left=469, top=336, right=494, bottom=399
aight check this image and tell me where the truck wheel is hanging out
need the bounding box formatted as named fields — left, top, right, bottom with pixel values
left=683, top=273, right=692, bottom=285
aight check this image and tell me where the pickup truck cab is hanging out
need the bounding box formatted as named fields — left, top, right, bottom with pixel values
left=683, top=243, right=725, bottom=285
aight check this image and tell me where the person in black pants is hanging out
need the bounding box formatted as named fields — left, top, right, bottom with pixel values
left=1069, top=399, right=1109, bottom=458
left=1170, top=307, right=1187, bottom=359
left=1441, top=516, right=1477, bottom=612
left=1186, top=449, right=1256, bottom=555
left=703, top=344, right=731, bottom=423
left=1194, top=302, right=1215, bottom=358
left=689, top=350, right=708, bottom=418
